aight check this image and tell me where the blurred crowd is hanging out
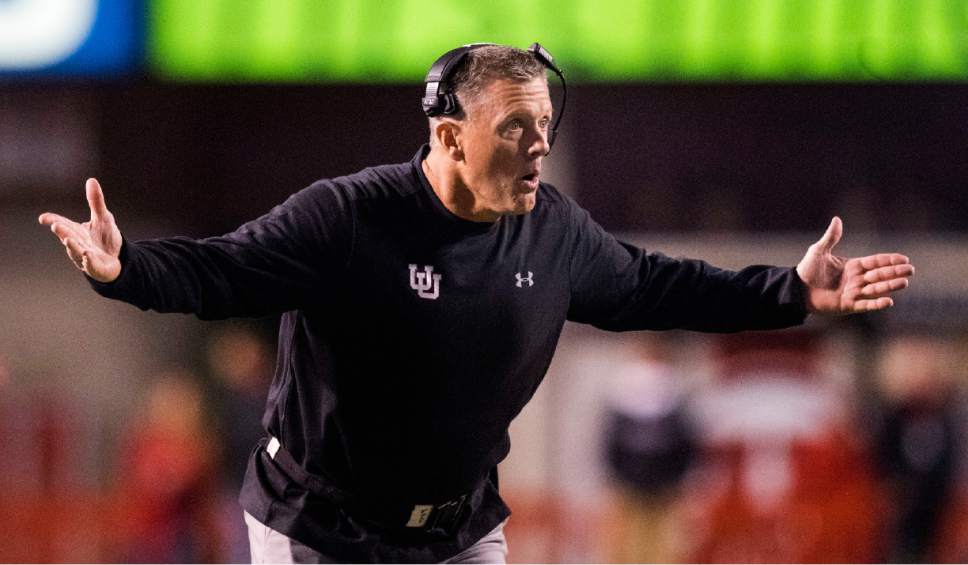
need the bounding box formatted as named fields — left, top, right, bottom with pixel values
left=593, top=328, right=968, bottom=563
left=2, top=319, right=968, bottom=563
left=0, top=321, right=274, bottom=563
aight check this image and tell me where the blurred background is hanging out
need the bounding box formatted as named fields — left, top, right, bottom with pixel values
left=2, top=0, right=968, bottom=562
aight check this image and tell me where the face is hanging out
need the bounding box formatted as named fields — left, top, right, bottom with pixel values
left=457, top=77, right=552, bottom=219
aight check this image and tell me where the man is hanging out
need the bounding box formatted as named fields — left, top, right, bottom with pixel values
left=39, top=44, right=914, bottom=563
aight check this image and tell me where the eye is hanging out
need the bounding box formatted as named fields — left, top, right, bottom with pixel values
left=507, top=118, right=523, bottom=130
left=538, top=117, right=550, bottom=130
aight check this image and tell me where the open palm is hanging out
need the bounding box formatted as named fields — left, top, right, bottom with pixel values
left=796, top=217, right=914, bottom=314
left=38, top=178, right=122, bottom=283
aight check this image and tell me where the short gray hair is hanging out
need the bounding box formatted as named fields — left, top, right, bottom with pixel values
left=428, top=45, right=547, bottom=143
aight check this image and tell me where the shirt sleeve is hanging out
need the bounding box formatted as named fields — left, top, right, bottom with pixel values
left=87, top=180, right=353, bottom=320
left=564, top=197, right=808, bottom=333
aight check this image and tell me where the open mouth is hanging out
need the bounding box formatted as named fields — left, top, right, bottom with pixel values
left=519, top=172, right=540, bottom=189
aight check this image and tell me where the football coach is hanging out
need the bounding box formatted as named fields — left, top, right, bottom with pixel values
left=39, top=43, right=914, bottom=563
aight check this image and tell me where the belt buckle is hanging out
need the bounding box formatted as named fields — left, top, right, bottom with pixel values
left=404, top=494, right=468, bottom=535
left=405, top=504, right=435, bottom=528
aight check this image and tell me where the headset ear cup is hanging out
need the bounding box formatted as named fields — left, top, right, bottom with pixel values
left=442, top=93, right=459, bottom=116
left=421, top=93, right=458, bottom=117
left=422, top=93, right=442, bottom=116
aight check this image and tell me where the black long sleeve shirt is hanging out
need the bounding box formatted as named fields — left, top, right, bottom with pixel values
left=91, top=145, right=807, bottom=562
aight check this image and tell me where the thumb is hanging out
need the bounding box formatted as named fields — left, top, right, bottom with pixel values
left=814, top=216, right=843, bottom=252
left=86, top=178, right=110, bottom=221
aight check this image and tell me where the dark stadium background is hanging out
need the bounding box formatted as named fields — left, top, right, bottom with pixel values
left=3, top=1, right=968, bottom=562
left=7, top=83, right=967, bottom=234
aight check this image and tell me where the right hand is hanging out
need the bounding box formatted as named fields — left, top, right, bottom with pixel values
left=39, top=178, right=122, bottom=283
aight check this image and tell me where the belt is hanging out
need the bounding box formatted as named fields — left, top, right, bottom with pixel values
left=265, top=436, right=470, bottom=536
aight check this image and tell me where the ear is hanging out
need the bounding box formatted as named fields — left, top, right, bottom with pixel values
left=434, top=120, right=464, bottom=161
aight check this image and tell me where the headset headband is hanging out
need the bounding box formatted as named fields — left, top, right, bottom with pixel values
left=421, top=42, right=567, bottom=150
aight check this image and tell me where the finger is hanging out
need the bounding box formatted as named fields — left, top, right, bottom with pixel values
left=79, top=249, right=98, bottom=274
left=39, top=212, right=79, bottom=228
left=814, top=216, right=843, bottom=252
left=49, top=220, right=90, bottom=246
left=858, top=253, right=911, bottom=270
left=86, top=178, right=111, bottom=221
left=860, top=277, right=910, bottom=297
left=862, top=264, right=916, bottom=283
left=853, top=297, right=894, bottom=312
left=63, top=237, right=87, bottom=269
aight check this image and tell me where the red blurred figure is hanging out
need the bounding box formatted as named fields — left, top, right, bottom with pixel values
left=0, top=385, right=102, bottom=563
left=107, top=371, right=223, bottom=563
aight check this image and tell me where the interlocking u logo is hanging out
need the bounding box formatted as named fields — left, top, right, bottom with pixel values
left=409, top=264, right=441, bottom=300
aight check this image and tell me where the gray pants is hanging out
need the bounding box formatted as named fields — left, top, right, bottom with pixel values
left=244, top=512, right=508, bottom=564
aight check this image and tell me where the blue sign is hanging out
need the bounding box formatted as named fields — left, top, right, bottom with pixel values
left=0, top=0, right=143, bottom=77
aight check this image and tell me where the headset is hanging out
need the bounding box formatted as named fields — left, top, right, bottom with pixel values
left=421, top=42, right=567, bottom=150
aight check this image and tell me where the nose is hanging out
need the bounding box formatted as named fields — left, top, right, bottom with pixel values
left=529, top=127, right=550, bottom=158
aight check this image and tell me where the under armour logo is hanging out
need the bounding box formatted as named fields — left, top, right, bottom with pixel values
left=515, top=271, right=534, bottom=288
left=409, top=264, right=441, bottom=300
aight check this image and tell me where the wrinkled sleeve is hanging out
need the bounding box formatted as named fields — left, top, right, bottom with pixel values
left=87, top=181, right=353, bottom=320
left=564, top=198, right=807, bottom=333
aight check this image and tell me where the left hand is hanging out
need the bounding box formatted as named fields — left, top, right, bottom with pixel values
left=38, top=178, right=122, bottom=283
left=796, top=216, right=914, bottom=315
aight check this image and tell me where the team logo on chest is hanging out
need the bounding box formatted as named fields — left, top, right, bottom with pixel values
left=408, top=264, right=441, bottom=300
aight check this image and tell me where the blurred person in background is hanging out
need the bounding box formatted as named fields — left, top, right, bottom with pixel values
left=0, top=375, right=102, bottom=562
left=875, top=333, right=963, bottom=562
left=601, top=334, right=697, bottom=563
left=206, top=321, right=274, bottom=490
left=205, top=321, right=275, bottom=563
left=38, top=43, right=914, bottom=563
left=106, top=371, right=223, bottom=563
left=678, top=331, right=885, bottom=563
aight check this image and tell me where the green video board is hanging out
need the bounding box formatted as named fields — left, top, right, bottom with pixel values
left=149, top=0, right=968, bottom=81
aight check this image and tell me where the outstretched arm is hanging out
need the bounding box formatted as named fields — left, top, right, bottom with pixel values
left=566, top=196, right=808, bottom=333
left=796, top=217, right=914, bottom=315
left=38, top=178, right=122, bottom=283
left=38, top=177, right=352, bottom=319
